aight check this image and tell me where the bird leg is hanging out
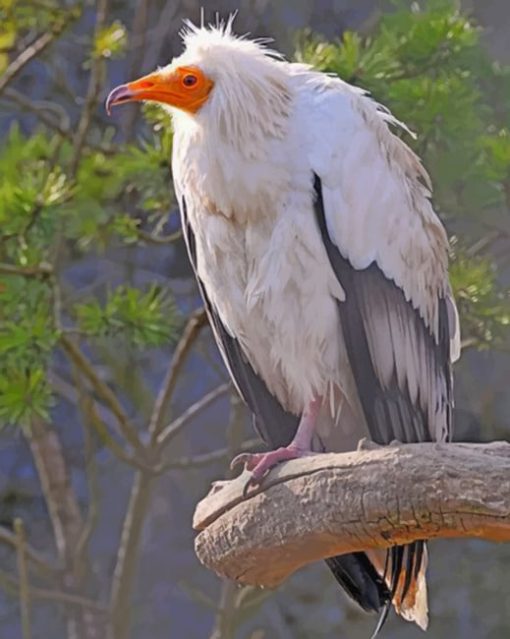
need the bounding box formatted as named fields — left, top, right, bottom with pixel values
left=231, top=396, right=322, bottom=485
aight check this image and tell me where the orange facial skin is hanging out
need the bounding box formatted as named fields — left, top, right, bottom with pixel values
left=106, top=65, right=214, bottom=115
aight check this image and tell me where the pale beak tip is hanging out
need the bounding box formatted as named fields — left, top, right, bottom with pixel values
left=105, top=84, right=133, bottom=116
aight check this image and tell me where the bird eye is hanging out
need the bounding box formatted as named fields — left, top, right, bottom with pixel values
left=182, top=74, right=198, bottom=87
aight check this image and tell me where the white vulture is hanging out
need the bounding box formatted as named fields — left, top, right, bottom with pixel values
left=107, top=18, right=460, bottom=635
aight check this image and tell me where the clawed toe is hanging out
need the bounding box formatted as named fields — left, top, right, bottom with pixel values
left=230, top=445, right=308, bottom=496
left=230, top=452, right=264, bottom=472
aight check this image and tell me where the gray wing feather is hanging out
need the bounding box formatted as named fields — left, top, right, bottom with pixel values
left=313, top=174, right=454, bottom=446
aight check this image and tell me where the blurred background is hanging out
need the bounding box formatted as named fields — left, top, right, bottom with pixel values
left=0, top=0, right=509, bottom=638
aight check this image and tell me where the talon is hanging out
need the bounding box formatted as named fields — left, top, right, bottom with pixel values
left=230, top=453, right=251, bottom=470
left=242, top=476, right=260, bottom=498
left=230, top=453, right=257, bottom=470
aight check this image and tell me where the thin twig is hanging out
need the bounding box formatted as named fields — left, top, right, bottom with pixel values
left=178, top=581, right=219, bottom=612
left=156, top=383, right=231, bottom=447
left=51, top=370, right=160, bottom=473
left=60, top=334, right=144, bottom=454
left=14, top=519, right=32, bottom=639
left=0, top=11, right=78, bottom=95
left=159, top=439, right=259, bottom=472
left=136, top=228, right=182, bottom=245
left=76, top=377, right=153, bottom=470
left=28, top=418, right=104, bottom=637
left=208, top=395, right=248, bottom=639
left=109, top=471, right=154, bottom=639
left=2, top=88, right=115, bottom=154
left=120, top=0, right=182, bottom=140
left=0, top=568, right=108, bottom=613
left=0, top=526, right=57, bottom=575
left=139, top=0, right=181, bottom=74
left=121, top=0, right=150, bottom=139
left=73, top=366, right=101, bottom=564
left=0, top=262, right=53, bottom=278
left=69, top=0, right=108, bottom=176
left=466, top=229, right=501, bottom=257
left=148, top=308, right=208, bottom=443
left=3, top=88, right=71, bottom=132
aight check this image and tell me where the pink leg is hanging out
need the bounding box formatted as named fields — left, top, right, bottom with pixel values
left=231, top=396, right=322, bottom=484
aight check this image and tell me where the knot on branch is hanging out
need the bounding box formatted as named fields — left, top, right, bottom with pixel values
left=193, top=442, right=510, bottom=588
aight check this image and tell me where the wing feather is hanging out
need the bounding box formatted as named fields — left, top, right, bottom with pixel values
left=179, top=194, right=299, bottom=448
left=308, top=86, right=458, bottom=630
left=313, top=173, right=453, bottom=444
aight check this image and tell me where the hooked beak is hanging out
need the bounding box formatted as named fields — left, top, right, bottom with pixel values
left=105, top=71, right=171, bottom=115
left=105, top=84, right=134, bottom=115
left=105, top=67, right=213, bottom=115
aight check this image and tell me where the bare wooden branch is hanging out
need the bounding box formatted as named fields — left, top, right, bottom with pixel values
left=109, top=471, right=154, bottom=639
left=70, top=0, right=108, bottom=176
left=0, top=262, right=53, bottom=278
left=156, top=382, right=231, bottom=447
left=2, top=88, right=116, bottom=154
left=14, top=519, right=32, bottom=639
left=0, top=567, right=108, bottom=613
left=148, top=308, right=208, bottom=443
left=0, top=526, right=57, bottom=574
left=136, top=228, right=183, bottom=245
left=193, top=442, right=510, bottom=589
left=28, top=419, right=105, bottom=639
left=160, top=439, right=260, bottom=472
left=60, top=334, right=144, bottom=455
left=0, top=11, right=78, bottom=95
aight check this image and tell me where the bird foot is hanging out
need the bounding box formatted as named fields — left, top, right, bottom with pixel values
left=231, top=445, right=311, bottom=488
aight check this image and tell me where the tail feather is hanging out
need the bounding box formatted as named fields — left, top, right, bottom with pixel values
left=370, top=602, right=391, bottom=639
left=326, top=553, right=390, bottom=613
left=327, top=542, right=429, bottom=637
left=392, top=542, right=429, bottom=631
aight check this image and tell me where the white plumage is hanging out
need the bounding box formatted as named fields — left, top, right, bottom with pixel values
left=107, top=18, right=460, bottom=634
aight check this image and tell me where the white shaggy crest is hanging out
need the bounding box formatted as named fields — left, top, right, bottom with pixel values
left=179, top=14, right=284, bottom=64
left=168, top=17, right=292, bottom=155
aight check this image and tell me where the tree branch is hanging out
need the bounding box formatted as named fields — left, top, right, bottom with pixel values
left=109, top=471, right=154, bottom=639
left=156, top=382, right=231, bottom=448
left=159, top=439, right=260, bottom=472
left=69, top=0, right=108, bottom=177
left=60, top=334, right=144, bottom=455
left=0, top=567, right=107, bottom=613
left=14, top=519, right=32, bottom=639
left=27, top=418, right=105, bottom=639
left=0, top=11, right=78, bottom=96
left=136, top=228, right=182, bottom=245
left=148, top=308, right=208, bottom=443
left=193, top=442, right=510, bottom=589
left=0, top=262, right=53, bottom=278
left=0, top=526, right=57, bottom=575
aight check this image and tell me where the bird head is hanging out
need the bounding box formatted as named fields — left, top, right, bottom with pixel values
left=106, top=17, right=292, bottom=150
left=105, top=61, right=214, bottom=117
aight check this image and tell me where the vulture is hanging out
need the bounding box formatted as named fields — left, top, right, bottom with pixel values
left=107, top=18, right=460, bottom=635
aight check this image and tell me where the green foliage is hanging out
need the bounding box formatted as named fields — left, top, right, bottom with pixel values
left=76, top=285, right=178, bottom=346
left=0, top=277, right=56, bottom=426
left=450, top=254, right=510, bottom=348
left=296, top=0, right=510, bottom=349
left=0, top=368, right=52, bottom=425
left=0, top=3, right=181, bottom=427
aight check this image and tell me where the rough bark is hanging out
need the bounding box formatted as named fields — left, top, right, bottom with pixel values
left=29, top=419, right=104, bottom=639
left=193, top=442, right=510, bottom=588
